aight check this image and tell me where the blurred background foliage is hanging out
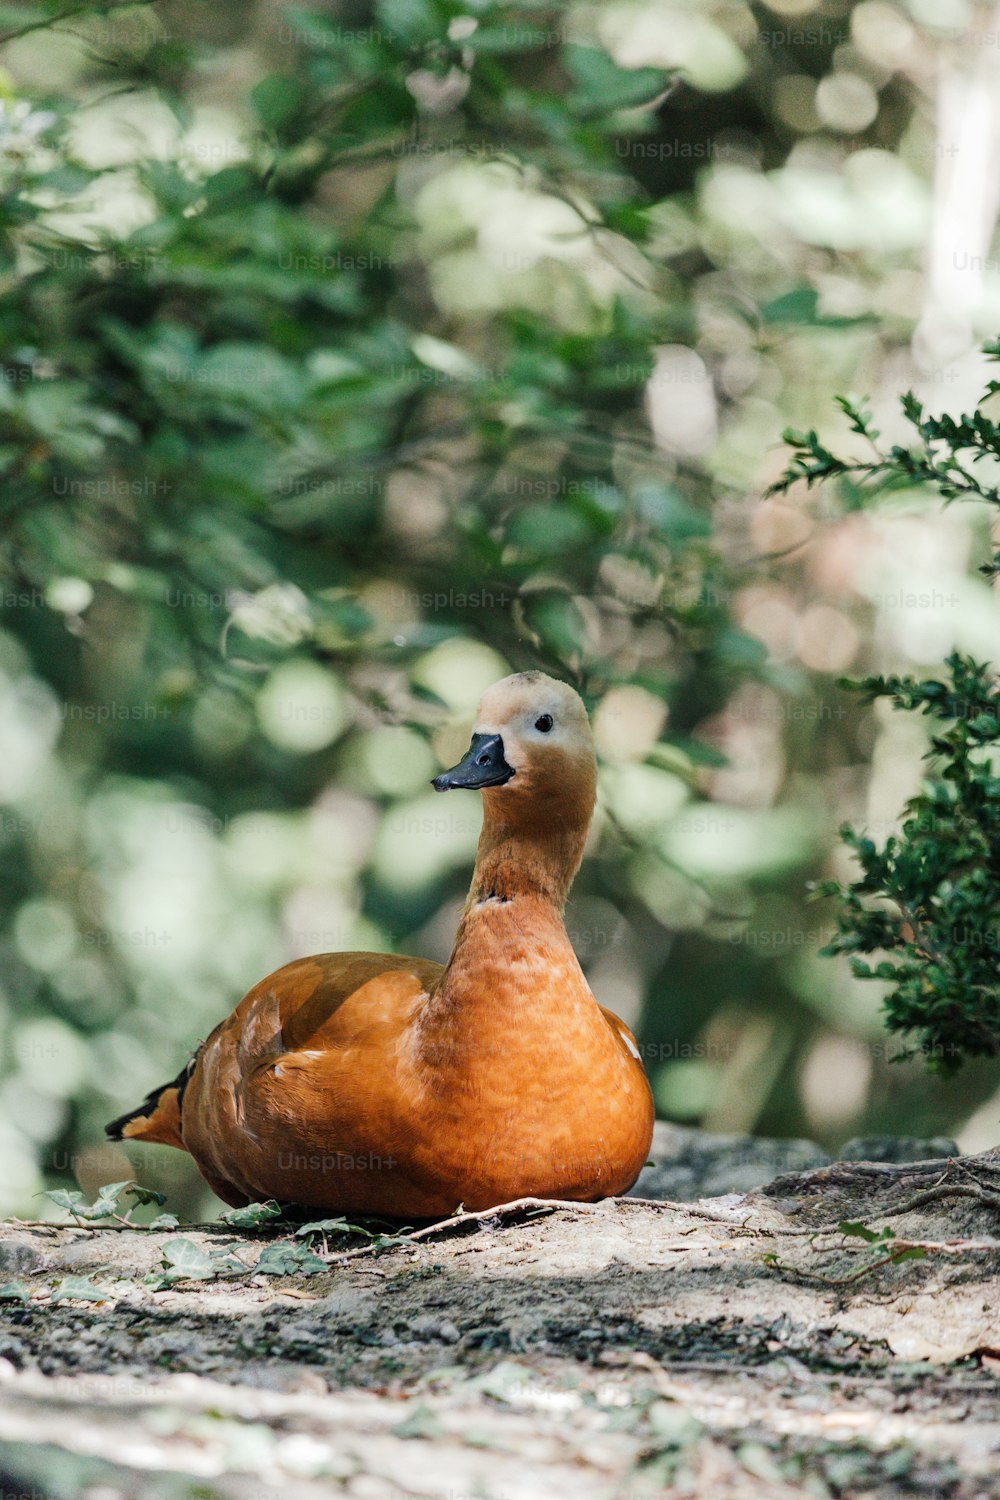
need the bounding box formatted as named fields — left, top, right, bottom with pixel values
left=0, top=0, right=999, bottom=1218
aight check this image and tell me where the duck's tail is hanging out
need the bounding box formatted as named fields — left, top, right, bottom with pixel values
left=105, top=1061, right=193, bottom=1150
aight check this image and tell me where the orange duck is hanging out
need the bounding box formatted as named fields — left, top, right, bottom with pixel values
left=107, top=672, right=654, bottom=1216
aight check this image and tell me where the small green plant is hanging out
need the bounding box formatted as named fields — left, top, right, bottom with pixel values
left=774, top=351, right=1000, bottom=1074
left=51, top=1275, right=115, bottom=1303
left=837, top=1220, right=927, bottom=1263
left=254, top=1242, right=326, bottom=1276
left=148, top=1237, right=247, bottom=1289
left=762, top=1221, right=928, bottom=1286
left=217, top=1200, right=285, bottom=1230
left=44, top=1179, right=175, bottom=1226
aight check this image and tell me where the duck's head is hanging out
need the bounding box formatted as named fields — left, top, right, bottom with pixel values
left=432, top=671, right=596, bottom=820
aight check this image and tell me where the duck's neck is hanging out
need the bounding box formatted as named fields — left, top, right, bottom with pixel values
left=424, top=780, right=597, bottom=1034
left=437, top=774, right=593, bottom=984
left=417, top=799, right=598, bottom=1074
left=467, top=798, right=590, bottom=912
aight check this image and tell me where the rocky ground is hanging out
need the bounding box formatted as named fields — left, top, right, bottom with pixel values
left=1, top=1125, right=999, bottom=1499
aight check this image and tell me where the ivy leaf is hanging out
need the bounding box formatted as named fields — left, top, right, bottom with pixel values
left=44, top=1189, right=84, bottom=1215
left=254, top=1242, right=326, bottom=1276
left=295, top=1217, right=351, bottom=1239
left=45, top=1180, right=151, bottom=1222
left=51, top=1276, right=113, bottom=1303
left=157, top=1238, right=216, bottom=1281
left=148, top=1213, right=180, bottom=1230
left=218, top=1201, right=284, bottom=1230
left=126, top=1184, right=168, bottom=1208
left=148, top=1238, right=248, bottom=1289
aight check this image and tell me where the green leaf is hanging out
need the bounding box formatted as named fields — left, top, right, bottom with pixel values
left=838, top=1221, right=883, bottom=1243
left=44, top=1189, right=84, bottom=1215
left=218, top=1200, right=284, bottom=1229
left=519, top=590, right=586, bottom=662
left=296, top=1217, right=351, bottom=1238
left=250, top=75, right=304, bottom=132
left=158, top=1238, right=216, bottom=1280
left=0, top=1282, right=29, bottom=1303
left=126, top=1184, right=169, bottom=1207
left=634, top=483, right=711, bottom=542
left=761, top=288, right=873, bottom=329
left=196, top=343, right=305, bottom=411
left=52, top=1276, right=113, bottom=1303
left=92, top=1180, right=131, bottom=1206
left=254, top=1242, right=326, bottom=1276
left=375, top=0, right=441, bottom=46
left=565, top=44, right=669, bottom=116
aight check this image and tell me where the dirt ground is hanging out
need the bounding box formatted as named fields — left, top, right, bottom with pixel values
left=1, top=1145, right=1000, bottom=1500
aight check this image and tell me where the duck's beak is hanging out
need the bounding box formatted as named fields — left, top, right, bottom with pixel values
left=432, top=732, right=515, bottom=792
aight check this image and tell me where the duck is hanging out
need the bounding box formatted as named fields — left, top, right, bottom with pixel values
left=106, top=671, right=655, bottom=1217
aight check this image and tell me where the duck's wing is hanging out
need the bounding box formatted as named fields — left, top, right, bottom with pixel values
left=599, top=1005, right=645, bottom=1066
left=105, top=950, right=443, bottom=1150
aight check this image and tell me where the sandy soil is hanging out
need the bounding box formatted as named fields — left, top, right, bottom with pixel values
left=1, top=1150, right=1000, bottom=1499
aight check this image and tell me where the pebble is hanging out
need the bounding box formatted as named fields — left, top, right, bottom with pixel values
left=0, top=1240, right=43, bottom=1274
left=408, top=1314, right=461, bottom=1343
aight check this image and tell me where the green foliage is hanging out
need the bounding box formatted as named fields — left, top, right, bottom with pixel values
left=763, top=1220, right=928, bottom=1285
left=296, top=1216, right=384, bottom=1241
left=777, top=358, right=1000, bottom=1074
left=838, top=1222, right=926, bottom=1262
left=814, top=653, right=1000, bottom=1073
left=295, top=1216, right=354, bottom=1238
left=148, top=1236, right=246, bottom=1288
left=254, top=1241, right=325, bottom=1275
left=0, top=0, right=742, bottom=719
left=50, top=1274, right=114, bottom=1302
left=773, top=354, right=1000, bottom=576
left=218, top=1200, right=285, bottom=1230
left=44, top=1179, right=167, bottom=1222
left=148, top=1229, right=330, bottom=1288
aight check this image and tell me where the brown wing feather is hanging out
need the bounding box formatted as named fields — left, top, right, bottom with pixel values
left=180, top=951, right=444, bottom=1208
left=106, top=952, right=443, bottom=1156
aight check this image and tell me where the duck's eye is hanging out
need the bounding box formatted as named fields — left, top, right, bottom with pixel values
left=535, top=714, right=554, bottom=733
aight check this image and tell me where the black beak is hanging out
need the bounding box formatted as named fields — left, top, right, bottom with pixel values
left=432, top=732, right=515, bottom=792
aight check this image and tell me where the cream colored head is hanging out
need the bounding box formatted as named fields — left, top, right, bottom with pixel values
left=433, top=672, right=596, bottom=824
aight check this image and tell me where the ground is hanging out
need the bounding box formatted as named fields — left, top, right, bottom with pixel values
left=1, top=1128, right=999, bottom=1499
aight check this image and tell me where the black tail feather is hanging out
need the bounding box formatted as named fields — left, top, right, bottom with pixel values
left=105, top=1059, right=194, bottom=1141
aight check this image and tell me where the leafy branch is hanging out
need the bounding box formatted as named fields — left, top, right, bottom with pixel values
left=809, top=652, right=1000, bottom=1073
left=771, top=368, right=1000, bottom=577
left=772, top=344, right=1000, bottom=1074
left=43, top=1178, right=177, bottom=1229
left=0, top=0, right=155, bottom=49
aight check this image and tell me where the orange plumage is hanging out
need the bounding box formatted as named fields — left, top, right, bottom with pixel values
left=107, top=672, right=654, bottom=1216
